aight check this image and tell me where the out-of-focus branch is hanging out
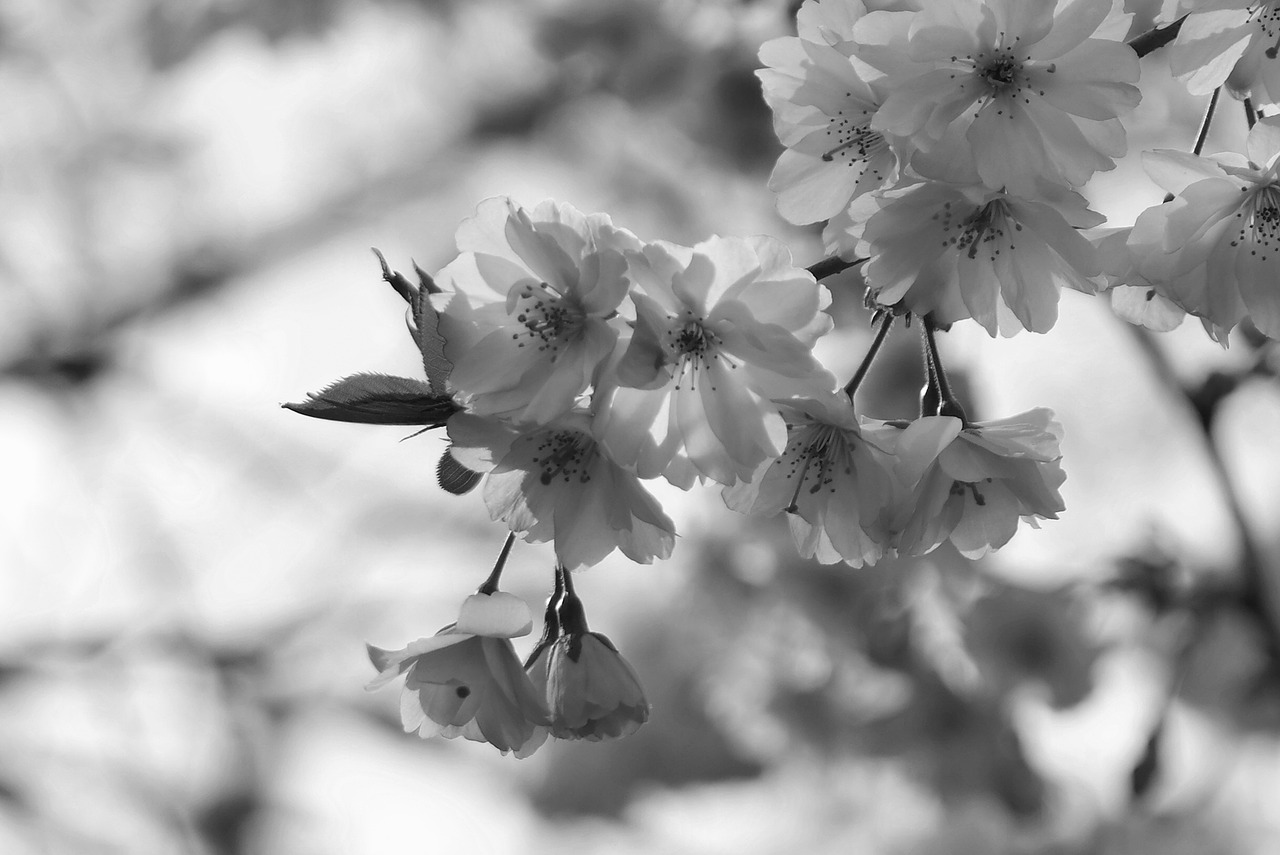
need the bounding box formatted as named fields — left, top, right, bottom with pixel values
left=2, top=78, right=571, bottom=384
left=1124, top=323, right=1280, bottom=657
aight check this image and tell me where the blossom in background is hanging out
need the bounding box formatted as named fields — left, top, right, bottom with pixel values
left=892, top=410, right=1067, bottom=558
left=594, top=236, right=835, bottom=487
left=853, top=0, right=1140, bottom=194
left=757, top=0, right=898, bottom=226
left=1168, top=1, right=1280, bottom=104
left=449, top=411, right=676, bottom=569
left=526, top=569, right=650, bottom=741
left=432, top=197, right=640, bottom=425
left=1126, top=118, right=1280, bottom=340
left=852, top=180, right=1103, bottom=335
left=723, top=393, right=900, bottom=567
left=366, top=591, right=550, bottom=757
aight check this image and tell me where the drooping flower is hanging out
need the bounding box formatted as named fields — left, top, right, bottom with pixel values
left=593, top=236, right=835, bottom=487
left=757, top=0, right=898, bottom=227
left=852, top=180, right=1103, bottom=335
left=1125, top=118, right=1280, bottom=340
left=892, top=410, right=1066, bottom=558
left=1167, top=1, right=1280, bottom=104
left=448, top=410, right=676, bottom=569
left=853, top=0, right=1140, bottom=194
left=432, top=197, right=640, bottom=425
left=723, top=393, right=900, bottom=567
left=366, top=591, right=550, bottom=757
left=526, top=567, right=650, bottom=741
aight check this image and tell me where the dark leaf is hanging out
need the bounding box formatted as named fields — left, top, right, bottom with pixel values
left=284, top=373, right=456, bottom=426
left=437, top=445, right=483, bottom=495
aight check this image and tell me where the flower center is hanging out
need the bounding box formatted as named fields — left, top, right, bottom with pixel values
left=821, top=102, right=889, bottom=175
left=666, top=318, right=726, bottom=390
left=512, top=281, right=584, bottom=358
left=981, top=55, right=1019, bottom=89
left=934, top=198, right=1019, bottom=261
left=949, top=479, right=991, bottom=506
left=782, top=425, right=848, bottom=513
left=1249, top=3, right=1280, bottom=57
left=1231, top=184, right=1280, bottom=259
left=533, top=429, right=595, bottom=485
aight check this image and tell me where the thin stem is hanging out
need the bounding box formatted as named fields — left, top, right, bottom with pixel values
left=922, top=317, right=969, bottom=423
left=1193, top=88, right=1220, bottom=156
left=477, top=532, right=517, bottom=595
left=1245, top=97, right=1258, bottom=130
left=555, top=565, right=589, bottom=635
left=1126, top=16, right=1185, bottom=59
left=844, top=312, right=895, bottom=399
left=807, top=256, right=866, bottom=281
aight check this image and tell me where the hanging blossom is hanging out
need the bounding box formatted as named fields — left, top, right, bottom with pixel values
left=1168, top=1, right=1280, bottom=104
left=366, top=591, right=550, bottom=758
left=757, top=0, right=898, bottom=228
left=723, top=393, right=900, bottom=567
left=850, top=179, right=1103, bottom=335
left=432, top=197, right=640, bottom=425
left=1125, top=117, right=1280, bottom=341
left=449, top=410, right=676, bottom=569
left=852, top=0, right=1140, bottom=195
left=525, top=568, right=650, bottom=741
left=891, top=410, right=1067, bottom=559
left=593, top=235, right=835, bottom=488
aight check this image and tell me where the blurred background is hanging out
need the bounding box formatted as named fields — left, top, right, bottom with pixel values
left=4, top=0, right=1280, bottom=852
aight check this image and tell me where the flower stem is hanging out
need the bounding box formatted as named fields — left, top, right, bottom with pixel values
left=555, top=565, right=590, bottom=635
left=477, top=532, right=517, bottom=595
left=1193, top=88, right=1220, bottom=156
left=1126, top=16, right=1185, bottom=59
left=922, top=317, right=968, bottom=423
left=844, top=312, right=895, bottom=400
left=1245, top=98, right=1258, bottom=130
left=807, top=256, right=866, bottom=281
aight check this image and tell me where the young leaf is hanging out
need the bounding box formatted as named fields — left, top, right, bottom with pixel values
left=437, top=445, right=483, bottom=495
left=284, top=373, right=456, bottom=426
left=413, top=290, right=452, bottom=396
left=372, top=247, right=417, bottom=305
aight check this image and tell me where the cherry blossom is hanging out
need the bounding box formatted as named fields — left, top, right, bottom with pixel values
left=1126, top=117, right=1280, bottom=340
left=757, top=0, right=898, bottom=226
left=891, top=410, right=1067, bottom=559
left=526, top=568, right=650, bottom=741
left=593, top=235, right=835, bottom=487
left=449, top=411, right=676, bottom=569
left=723, top=393, right=900, bottom=567
left=432, top=197, right=640, bottom=425
left=852, top=180, right=1103, bottom=335
left=1168, top=1, right=1280, bottom=104
left=853, top=0, right=1140, bottom=194
left=366, top=592, right=550, bottom=757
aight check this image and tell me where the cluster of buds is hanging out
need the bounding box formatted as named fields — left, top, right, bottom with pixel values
left=367, top=547, right=649, bottom=757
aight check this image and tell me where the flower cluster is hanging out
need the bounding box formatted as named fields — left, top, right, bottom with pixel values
left=367, top=566, right=651, bottom=757
left=290, top=0, right=1280, bottom=757
left=726, top=393, right=1066, bottom=564
left=758, top=0, right=1140, bottom=336
left=430, top=197, right=836, bottom=567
